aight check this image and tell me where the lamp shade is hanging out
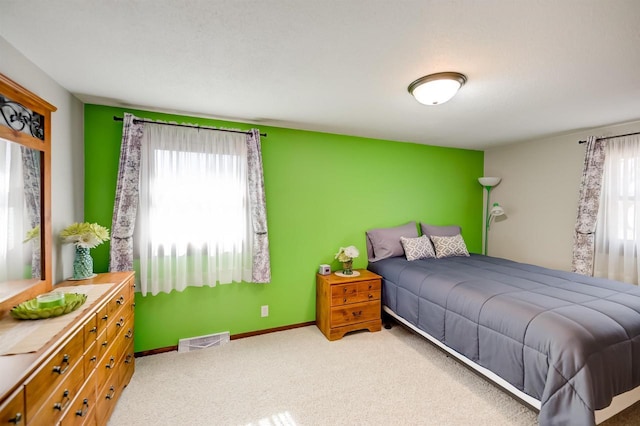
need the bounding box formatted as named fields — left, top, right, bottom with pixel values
left=408, top=72, right=467, bottom=105
left=478, top=177, right=501, bottom=187
left=490, top=203, right=505, bottom=217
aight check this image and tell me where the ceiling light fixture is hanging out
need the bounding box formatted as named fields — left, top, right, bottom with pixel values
left=408, top=72, right=467, bottom=105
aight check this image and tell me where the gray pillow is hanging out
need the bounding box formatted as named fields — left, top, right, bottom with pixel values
left=430, top=234, right=470, bottom=258
left=420, top=223, right=462, bottom=238
left=366, top=222, right=419, bottom=262
left=400, top=235, right=436, bottom=261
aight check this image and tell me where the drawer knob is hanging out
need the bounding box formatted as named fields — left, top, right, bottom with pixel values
left=343, top=298, right=347, bottom=303
left=90, top=356, right=97, bottom=363
left=368, top=294, right=373, bottom=299
left=105, top=356, right=115, bottom=369
left=116, top=295, right=125, bottom=305
left=89, top=326, right=97, bottom=333
left=76, top=399, right=89, bottom=417
left=369, top=285, right=372, bottom=289
left=125, top=329, right=133, bottom=339
left=53, top=389, right=71, bottom=411
left=102, top=314, right=108, bottom=321
left=52, top=354, right=70, bottom=374
left=8, top=413, right=22, bottom=424
left=102, top=340, right=109, bottom=347
left=343, top=288, right=347, bottom=293
left=105, top=386, right=115, bottom=400
left=125, top=353, right=134, bottom=364
left=352, top=311, right=363, bottom=317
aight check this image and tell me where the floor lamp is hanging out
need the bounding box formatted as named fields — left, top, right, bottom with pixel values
left=478, top=177, right=502, bottom=255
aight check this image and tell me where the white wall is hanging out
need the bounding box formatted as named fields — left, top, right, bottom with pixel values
left=0, top=36, right=84, bottom=283
left=485, top=119, right=640, bottom=271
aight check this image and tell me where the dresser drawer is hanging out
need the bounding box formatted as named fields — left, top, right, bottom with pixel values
left=108, top=285, right=131, bottom=318
left=118, top=323, right=134, bottom=354
left=330, top=300, right=381, bottom=327
left=107, top=313, right=127, bottom=340
left=83, top=338, right=98, bottom=380
left=59, top=370, right=97, bottom=426
left=96, top=336, right=122, bottom=388
left=95, top=376, right=119, bottom=426
left=96, top=304, right=109, bottom=336
left=27, top=361, right=84, bottom=426
left=118, top=341, right=135, bottom=390
left=82, top=314, right=98, bottom=351
left=96, top=329, right=110, bottom=364
left=24, top=330, right=83, bottom=417
left=0, top=387, right=24, bottom=425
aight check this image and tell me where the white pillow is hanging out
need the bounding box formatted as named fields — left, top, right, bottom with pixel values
left=400, top=235, right=436, bottom=261
left=430, top=234, right=470, bottom=258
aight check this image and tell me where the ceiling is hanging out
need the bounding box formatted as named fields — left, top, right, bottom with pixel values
left=2, top=0, right=640, bottom=149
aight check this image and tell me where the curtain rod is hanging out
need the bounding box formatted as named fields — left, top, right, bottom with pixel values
left=578, top=131, right=640, bottom=144
left=113, top=116, right=267, bottom=137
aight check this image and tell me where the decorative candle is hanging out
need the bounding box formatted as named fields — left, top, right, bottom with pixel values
left=36, top=291, right=65, bottom=309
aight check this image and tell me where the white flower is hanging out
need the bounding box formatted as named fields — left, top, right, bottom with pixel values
left=335, top=245, right=359, bottom=262
left=344, top=246, right=359, bottom=259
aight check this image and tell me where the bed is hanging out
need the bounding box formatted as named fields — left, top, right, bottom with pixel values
left=365, top=222, right=640, bottom=425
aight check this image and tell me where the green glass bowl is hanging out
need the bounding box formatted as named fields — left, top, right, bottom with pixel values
left=10, top=293, right=88, bottom=320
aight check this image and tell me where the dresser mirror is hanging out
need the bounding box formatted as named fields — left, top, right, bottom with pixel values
left=0, top=73, right=56, bottom=315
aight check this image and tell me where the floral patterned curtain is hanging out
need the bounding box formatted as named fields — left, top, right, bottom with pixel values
left=572, top=136, right=606, bottom=275
left=246, top=129, right=271, bottom=282
left=109, top=113, right=144, bottom=272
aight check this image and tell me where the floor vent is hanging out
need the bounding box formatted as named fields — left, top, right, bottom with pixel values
left=178, top=331, right=230, bottom=353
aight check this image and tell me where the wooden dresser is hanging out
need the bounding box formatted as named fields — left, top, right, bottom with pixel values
left=0, top=272, right=135, bottom=425
left=316, top=269, right=382, bottom=341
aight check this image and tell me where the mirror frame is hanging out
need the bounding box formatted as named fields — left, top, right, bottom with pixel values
left=0, top=73, right=56, bottom=316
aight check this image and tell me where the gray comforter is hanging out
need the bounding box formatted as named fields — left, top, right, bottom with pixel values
left=368, top=255, right=640, bottom=425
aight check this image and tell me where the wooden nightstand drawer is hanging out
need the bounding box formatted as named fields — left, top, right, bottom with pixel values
left=330, top=280, right=381, bottom=306
left=330, top=300, right=381, bottom=327
left=316, top=269, right=382, bottom=340
left=331, top=283, right=359, bottom=305
left=358, top=280, right=380, bottom=292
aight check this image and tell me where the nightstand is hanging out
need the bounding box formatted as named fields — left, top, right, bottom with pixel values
left=316, top=269, right=382, bottom=341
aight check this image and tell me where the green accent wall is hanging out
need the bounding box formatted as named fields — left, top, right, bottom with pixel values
left=84, top=104, right=484, bottom=352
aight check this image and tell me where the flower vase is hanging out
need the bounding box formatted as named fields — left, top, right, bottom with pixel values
left=73, top=246, right=94, bottom=280
left=342, top=260, right=353, bottom=275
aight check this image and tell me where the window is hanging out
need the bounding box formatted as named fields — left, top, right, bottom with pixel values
left=594, top=135, right=640, bottom=284
left=135, top=124, right=253, bottom=295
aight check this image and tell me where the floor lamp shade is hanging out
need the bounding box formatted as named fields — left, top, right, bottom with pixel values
left=478, top=177, right=501, bottom=187
left=479, top=177, right=502, bottom=255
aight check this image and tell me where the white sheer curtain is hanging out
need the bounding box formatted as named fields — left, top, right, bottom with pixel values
left=594, top=135, right=640, bottom=285
left=0, top=138, right=32, bottom=282
left=136, top=124, right=253, bottom=296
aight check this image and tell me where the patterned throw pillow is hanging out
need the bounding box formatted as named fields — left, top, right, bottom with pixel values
left=430, top=234, right=470, bottom=258
left=400, top=235, right=436, bottom=261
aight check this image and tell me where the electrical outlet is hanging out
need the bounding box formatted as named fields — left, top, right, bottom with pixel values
left=261, top=305, right=269, bottom=317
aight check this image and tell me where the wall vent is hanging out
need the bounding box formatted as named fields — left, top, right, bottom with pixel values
left=178, top=331, right=230, bottom=353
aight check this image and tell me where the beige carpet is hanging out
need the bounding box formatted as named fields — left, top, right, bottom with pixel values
left=109, top=325, right=639, bottom=425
